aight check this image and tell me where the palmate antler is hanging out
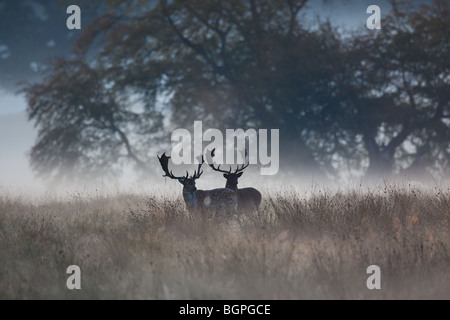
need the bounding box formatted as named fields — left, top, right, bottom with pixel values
left=157, top=152, right=204, bottom=180
left=209, top=148, right=249, bottom=174
left=157, top=153, right=186, bottom=179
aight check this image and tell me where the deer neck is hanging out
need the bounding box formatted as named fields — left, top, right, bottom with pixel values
left=183, top=187, right=198, bottom=210
left=225, top=181, right=238, bottom=190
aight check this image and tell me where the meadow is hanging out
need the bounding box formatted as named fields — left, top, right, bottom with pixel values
left=0, top=185, right=449, bottom=299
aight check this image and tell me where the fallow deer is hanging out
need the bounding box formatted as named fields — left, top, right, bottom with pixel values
left=209, top=149, right=262, bottom=211
left=157, top=153, right=237, bottom=215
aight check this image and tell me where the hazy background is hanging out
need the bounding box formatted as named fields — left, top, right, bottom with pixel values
left=0, top=0, right=444, bottom=193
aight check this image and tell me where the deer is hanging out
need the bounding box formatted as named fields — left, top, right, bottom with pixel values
left=209, top=149, right=262, bottom=211
left=157, top=152, right=237, bottom=215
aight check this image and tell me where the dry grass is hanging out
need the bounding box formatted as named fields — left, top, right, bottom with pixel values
left=0, top=186, right=449, bottom=299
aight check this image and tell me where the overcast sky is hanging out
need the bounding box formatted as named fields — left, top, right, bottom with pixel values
left=0, top=90, right=27, bottom=115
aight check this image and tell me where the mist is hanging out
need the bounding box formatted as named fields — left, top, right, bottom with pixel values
left=0, top=0, right=446, bottom=194
left=1, top=0, right=449, bottom=301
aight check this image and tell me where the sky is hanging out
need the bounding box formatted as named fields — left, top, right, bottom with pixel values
left=0, top=113, right=41, bottom=190
left=0, top=90, right=27, bottom=115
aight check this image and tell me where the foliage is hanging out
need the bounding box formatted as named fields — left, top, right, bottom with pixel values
left=20, top=0, right=450, bottom=180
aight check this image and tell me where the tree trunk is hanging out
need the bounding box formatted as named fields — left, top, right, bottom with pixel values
left=363, top=135, right=394, bottom=177
left=279, top=133, right=327, bottom=182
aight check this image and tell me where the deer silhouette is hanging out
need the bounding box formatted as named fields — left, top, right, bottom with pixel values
left=209, top=149, right=262, bottom=211
left=157, top=153, right=237, bottom=215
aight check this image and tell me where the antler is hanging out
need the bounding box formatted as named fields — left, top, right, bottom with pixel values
left=209, top=148, right=232, bottom=174
left=157, top=153, right=188, bottom=180
left=191, top=155, right=204, bottom=179
left=234, top=149, right=249, bottom=174
left=209, top=148, right=249, bottom=174
left=157, top=153, right=204, bottom=180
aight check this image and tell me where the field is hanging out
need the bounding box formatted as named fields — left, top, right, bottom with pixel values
left=0, top=185, right=449, bottom=299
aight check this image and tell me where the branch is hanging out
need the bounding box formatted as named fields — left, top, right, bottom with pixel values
left=105, top=116, right=147, bottom=170
left=220, top=2, right=249, bottom=41
left=385, top=123, right=414, bottom=157
left=161, top=2, right=226, bottom=77
left=183, top=3, right=232, bottom=79
left=286, top=0, right=307, bottom=36
left=185, top=4, right=225, bottom=36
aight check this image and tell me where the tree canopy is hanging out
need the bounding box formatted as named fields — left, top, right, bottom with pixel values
left=21, top=0, right=450, bottom=181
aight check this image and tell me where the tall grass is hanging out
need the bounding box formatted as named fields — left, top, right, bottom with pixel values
left=0, top=186, right=449, bottom=299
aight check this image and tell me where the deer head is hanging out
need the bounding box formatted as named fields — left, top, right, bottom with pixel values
left=209, top=148, right=249, bottom=189
left=157, top=152, right=204, bottom=193
left=157, top=152, right=238, bottom=214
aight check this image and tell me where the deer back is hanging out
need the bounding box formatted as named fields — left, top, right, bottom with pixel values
left=235, top=187, right=262, bottom=210
left=195, top=188, right=237, bottom=212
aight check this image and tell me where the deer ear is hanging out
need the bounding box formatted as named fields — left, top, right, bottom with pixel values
left=223, top=174, right=229, bottom=179
left=237, top=172, right=243, bottom=178
left=178, top=178, right=185, bottom=184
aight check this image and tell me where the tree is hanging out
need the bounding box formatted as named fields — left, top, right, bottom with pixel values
left=21, top=0, right=450, bottom=181
left=334, top=0, right=450, bottom=178
left=22, top=0, right=343, bottom=180
left=22, top=57, right=165, bottom=180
